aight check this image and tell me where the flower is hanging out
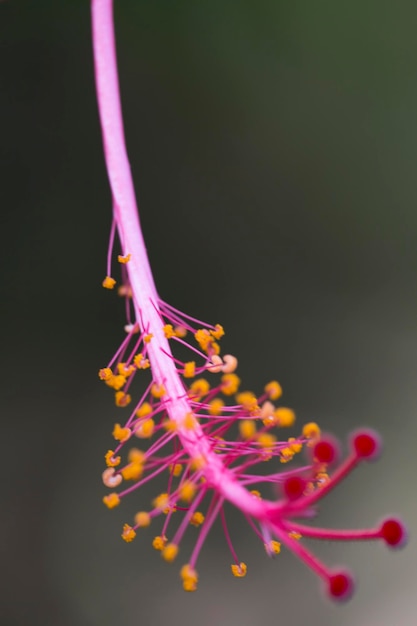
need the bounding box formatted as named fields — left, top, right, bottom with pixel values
left=91, top=0, right=406, bottom=599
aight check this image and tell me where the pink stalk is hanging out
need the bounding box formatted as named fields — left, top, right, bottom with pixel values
left=93, top=0, right=406, bottom=599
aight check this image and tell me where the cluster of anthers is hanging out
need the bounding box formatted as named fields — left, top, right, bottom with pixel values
left=92, top=0, right=406, bottom=602
left=99, top=255, right=405, bottom=600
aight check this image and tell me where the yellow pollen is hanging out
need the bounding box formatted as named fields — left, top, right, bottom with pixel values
left=274, top=407, right=296, bottom=428
left=121, top=523, right=136, bottom=541
left=103, top=492, right=120, bottom=509
left=163, top=324, right=176, bottom=338
left=302, top=422, right=321, bottom=441
left=112, top=423, right=131, bottom=443
left=231, top=562, right=247, bottom=578
left=169, top=463, right=183, bottom=477
left=289, top=531, right=302, bottom=540
left=179, top=481, right=196, bottom=503
left=120, top=462, right=143, bottom=481
left=135, top=402, right=153, bottom=418
left=257, top=433, right=276, bottom=454
left=163, top=419, right=177, bottom=432
left=151, top=383, right=166, bottom=399
left=183, top=412, right=197, bottom=430
left=280, top=447, right=294, bottom=463
left=208, top=398, right=224, bottom=416
left=264, top=380, right=283, bottom=401
left=117, top=362, right=135, bottom=377
left=117, top=253, right=131, bottom=264
left=152, top=535, right=167, bottom=551
left=174, top=325, right=187, bottom=338
left=239, top=419, right=256, bottom=440
left=250, top=490, right=261, bottom=498
left=128, top=448, right=145, bottom=463
left=183, top=578, right=198, bottom=591
left=210, top=324, right=225, bottom=340
left=190, top=511, right=205, bottom=527
left=236, top=391, right=259, bottom=413
left=133, top=353, right=150, bottom=369
left=134, top=511, right=151, bottom=527
left=115, top=391, right=131, bottom=407
left=105, top=374, right=126, bottom=390
left=134, top=418, right=155, bottom=439
left=144, top=333, right=153, bottom=344
left=221, top=373, right=241, bottom=396
left=190, top=455, right=206, bottom=470
left=288, top=437, right=302, bottom=454
left=153, top=493, right=170, bottom=512
left=267, top=540, right=281, bottom=555
left=102, top=275, right=116, bottom=289
left=98, top=367, right=113, bottom=381
left=183, top=361, right=196, bottom=378
left=105, top=450, right=121, bottom=467
left=188, top=378, right=210, bottom=399
left=162, top=543, right=178, bottom=563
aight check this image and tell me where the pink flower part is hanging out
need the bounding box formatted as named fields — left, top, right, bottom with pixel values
left=92, top=0, right=406, bottom=598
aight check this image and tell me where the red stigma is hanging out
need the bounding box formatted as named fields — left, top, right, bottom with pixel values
left=283, top=475, right=306, bottom=501
left=380, top=518, right=407, bottom=548
left=352, top=430, right=380, bottom=460
left=313, top=439, right=337, bottom=464
left=328, top=571, right=354, bottom=601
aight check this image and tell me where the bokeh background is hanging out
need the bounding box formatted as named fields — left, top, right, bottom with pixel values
left=1, top=1, right=416, bottom=624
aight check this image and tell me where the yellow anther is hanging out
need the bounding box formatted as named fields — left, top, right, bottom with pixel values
left=115, top=391, right=131, bottom=407
left=102, top=275, right=116, bottom=289
left=261, top=401, right=276, bottom=427
left=169, top=463, right=183, bottom=477
left=208, top=398, right=224, bottom=416
left=288, top=531, right=302, bottom=540
left=264, top=380, right=283, bottom=401
left=280, top=447, right=294, bottom=463
left=236, top=391, right=259, bottom=413
left=102, top=467, right=122, bottom=488
left=174, top=325, right=187, bottom=338
left=121, top=523, right=136, bottom=542
left=239, top=419, right=256, bottom=440
left=266, top=540, right=281, bottom=555
left=103, top=492, right=120, bottom=509
left=144, top=333, right=153, bottom=344
left=190, top=511, right=205, bottom=527
left=153, top=493, right=170, bottom=512
left=210, top=324, right=225, bottom=340
left=134, top=418, right=155, bottom=439
left=274, top=407, right=296, bottom=428
left=120, top=462, right=143, bottom=481
left=257, top=433, right=276, bottom=457
left=183, top=412, right=197, bottom=430
left=221, top=373, right=241, bottom=396
left=105, top=450, right=121, bottom=467
left=221, top=354, right=238, bottom=373
left=112, top=423, right=131, bottom=443
left=151, top=383, right=166, bottom=399
left=183, top=361, right=196, bottom=378
left=134, top=511, right=151, bottom=527
left=128, top=448, right=145, bottom=463
left=105, top=374, right=127, bottom=390
left=133, top=353, right=150, bottom=369
left=302, top=422, right=321, bottom=440
left=152, top=535, right=167, bottom=551
left=135, top=402, right=153, bottom=419
left=179, top=481, right=196, bottom=503
left=190, top=455, right=206, bottom=470
left=231, top=562, right=247, bottom=578
left=316, top=472, right=330, bottom=487
left=163, top=324, right=176, bottom=339
left=288, top=437, right=302, bottom=454
left=162, top=543, right=178, bottom=563
left=117, top=362, right=135, bottom=377
left=188, top=378, right=210, bottom=399
left=163, top=419, right=177, bottom=432
left=117, top=253, right=131, bottom=264
left=183, top=578, right=198, bottom=591
left=194, top=328, right=212, bottom=351
left=210, top=341, right=221, bottom=355
left=180, top=564, right=198, bottom=582
left=98, top=367, right=113, bottom=381
left=250, top=490, right=261, bottom=499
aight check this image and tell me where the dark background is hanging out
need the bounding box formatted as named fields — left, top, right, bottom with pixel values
left=1, top=1, right=416, bottom=625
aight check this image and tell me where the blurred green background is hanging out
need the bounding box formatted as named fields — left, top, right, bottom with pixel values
left=1, top=1, right=416, bottom=625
